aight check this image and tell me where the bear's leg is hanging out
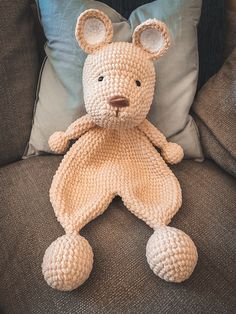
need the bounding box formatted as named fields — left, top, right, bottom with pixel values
left=146, top=225, right=198, bottom=283
left=42, top=180, right=115, bottom=291
left=42, top=232, right=94, bottom=291
left=120, top=175, right=198, bottom=283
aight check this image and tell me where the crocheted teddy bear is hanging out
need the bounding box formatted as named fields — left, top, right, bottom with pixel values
left=42, top=9, right=198, bottom=291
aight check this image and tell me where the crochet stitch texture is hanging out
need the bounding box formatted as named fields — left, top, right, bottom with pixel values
left=42, top=9, right=198, bottom=291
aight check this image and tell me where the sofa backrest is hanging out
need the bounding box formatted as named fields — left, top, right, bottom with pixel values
left=0, top=0, right=39, bottom=167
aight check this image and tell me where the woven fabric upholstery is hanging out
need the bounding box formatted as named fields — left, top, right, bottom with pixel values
left=0, top=156, right=235, bottom=313
left=195, top=116, right=236, bottom=177
left=197, top=0, right=225, bottom=89
left=0, top=0, right=39, bottom=166
left=193, top=48, right=236, bottom=177
left=224, top=9, right=236, bottom=59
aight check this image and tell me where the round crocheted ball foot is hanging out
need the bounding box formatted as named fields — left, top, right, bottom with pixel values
left=146, top=226, right=198, bottom=283
left=42, top=234, right=93, bottom=291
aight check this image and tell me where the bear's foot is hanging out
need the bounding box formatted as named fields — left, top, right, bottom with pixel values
left=42, top=233, right=93, bottom=291
left=146, top=225, right=198, bottom=283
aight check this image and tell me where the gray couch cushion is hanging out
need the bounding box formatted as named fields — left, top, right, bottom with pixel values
left=0, top=156, right=235, bottom=313
left=193, top=48, right=236, bottom=177
left=195, top=116, right=236, bottom=177
left=0, top=1, right=39, bottom=166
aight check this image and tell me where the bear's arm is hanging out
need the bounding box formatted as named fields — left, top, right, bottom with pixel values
left=48, top=114, right=95, bottom=154
left=138, top=119, right=184, bottom=164
left=62, top=114, right=95, bottom=140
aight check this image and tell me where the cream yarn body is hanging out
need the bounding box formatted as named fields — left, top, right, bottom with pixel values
left=50, top=124, right=182, bottom=233
left=42, top=9, right=198, bottom=291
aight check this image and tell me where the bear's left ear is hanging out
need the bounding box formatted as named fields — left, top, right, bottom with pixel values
left=75, top=9, right=113, bottom=54
left=132, top=19, right=170, bottom=60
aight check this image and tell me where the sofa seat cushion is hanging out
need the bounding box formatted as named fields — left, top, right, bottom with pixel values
left=0, top=156, right=235, bottom=313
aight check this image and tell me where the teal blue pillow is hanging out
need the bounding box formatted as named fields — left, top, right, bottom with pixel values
left=25, top=0, right=203, bottom=159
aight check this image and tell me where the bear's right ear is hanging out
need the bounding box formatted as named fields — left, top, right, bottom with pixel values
left=75, top=9, right=113, bottom=54
left=132, top=19, right=170, bottom=60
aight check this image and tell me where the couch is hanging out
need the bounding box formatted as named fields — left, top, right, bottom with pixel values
left=0, top=1, right=235, bottom=313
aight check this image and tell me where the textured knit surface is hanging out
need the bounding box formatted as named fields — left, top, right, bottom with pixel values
left=49, top=122, right=183, bottom=232
left=43, top=234, right=94, bottom=291
left=193, top=48, right=236, bottom=177
left=0, top=0, right=39, bottom=166
left=0, top=156, right=235, bottom=313
left=146, top=226, right=198, bottom=282
left=41, top=10, right=198, bottom=291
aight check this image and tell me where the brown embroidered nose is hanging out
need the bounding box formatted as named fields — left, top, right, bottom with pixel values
left=108, top=95, right=129, bottom=108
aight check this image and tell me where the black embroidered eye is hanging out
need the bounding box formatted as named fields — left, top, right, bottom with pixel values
left=135, top=80, right=141, bottom=87
left=98, top=76, right=104, bottom=81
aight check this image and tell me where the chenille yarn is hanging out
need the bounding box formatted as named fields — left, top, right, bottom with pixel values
left=43, top=234, right=93, bottom=291
left=146, top=226, right=198, bottom=282
left=42, top=9, right=198, bottom=291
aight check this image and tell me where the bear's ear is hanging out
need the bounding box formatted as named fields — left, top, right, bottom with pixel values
left=75, top=9, right=113, bottom=54
left=132, top=19, right=170, bottom=60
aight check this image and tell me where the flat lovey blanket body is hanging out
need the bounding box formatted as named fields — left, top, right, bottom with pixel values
left=42, top=9, right=198, bottom=291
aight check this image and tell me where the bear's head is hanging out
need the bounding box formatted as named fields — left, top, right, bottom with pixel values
left=75, top=9, right=170, bottom=129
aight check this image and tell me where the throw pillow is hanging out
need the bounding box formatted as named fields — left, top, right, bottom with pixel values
left=24, top=0, right=203, bottom=159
